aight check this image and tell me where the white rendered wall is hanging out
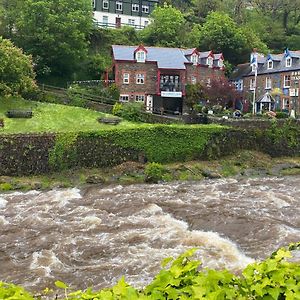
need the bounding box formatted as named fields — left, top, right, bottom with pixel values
left=93, top=11, right=151, bottom=29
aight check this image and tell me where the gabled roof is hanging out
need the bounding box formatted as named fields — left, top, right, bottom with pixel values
left=112, top=45, right=223, bottom=70
left=213, top=53, right=224, bottom=60
left=257, top=92, right=275, bottom=103
left=199, top=51, right=213, bottom=58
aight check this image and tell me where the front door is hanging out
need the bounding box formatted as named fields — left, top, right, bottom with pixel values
left=116, top=17, right=121, bottom=28
left=146, top=95, right=153, bottom=112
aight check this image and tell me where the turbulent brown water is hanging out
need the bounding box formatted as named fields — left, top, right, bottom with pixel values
left=0, top=176, right=300, bottom=292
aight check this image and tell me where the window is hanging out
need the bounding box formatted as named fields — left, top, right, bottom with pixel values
left=103, top=0, right=109, bottom=9
left=120, top=95, right=129, bottom=102
left=267, top=60, right=273, bottom=69
left=128, top=19, right=135, bottom=26
left=142, top=5, right=149, bottom=13
left=218, top=59, right=224, bottom=68
left=102, top=15, right=108, bottom=25
left=136, top=73, right=145, bottom=84
left=286, top=57, right=292, bottom=67
left=92, top=0, right=96, bottom=9
left=284, top=75, right=291, bottom=87
left=250, top=78, right=255, bottom=90
left=206, top=78, right=211, bottom=87
left=191, top=76, right=197, bottom=84
left=282, top=98, right=290, bottom=110
left=123, top=73, right=129, bottom=84
left=191, top=54, right=198, bottom=65
left=207, top=57, right=213, bottom=68
left=136, top=51, right=145, bottom=62
left=116, top=1, right=122, bottom=11
left=132, top=4, right=139, bottom=12
left=135, top=95, right=145, bottom=102
left=265, top=76, right=272, bottom=89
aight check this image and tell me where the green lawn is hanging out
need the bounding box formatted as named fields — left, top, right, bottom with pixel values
left=0, top=96, right=134, bottom=134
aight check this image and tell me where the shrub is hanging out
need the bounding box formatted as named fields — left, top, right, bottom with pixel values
left=0, top=37, right=37, bottom=97
left=0, top=182, right=13, bottom=191
left=112, top=102, right=144, bottom=122
left=67, top=84, right=88, bottom=108
left=144, top=162, right=166, bottom=183
left=276, top=111, right=289, bottom=119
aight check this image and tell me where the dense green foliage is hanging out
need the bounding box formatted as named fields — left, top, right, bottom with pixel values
left=0, top=0, right=93, bottom=80
left=1, top=243, right=299, bottom=299
left=0, top=37, right=36, bottom=97
left=112, top=102, right=144, bottom=122
left=144, top=162, right=167, bottom=183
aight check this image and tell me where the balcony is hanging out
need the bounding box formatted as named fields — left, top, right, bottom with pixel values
left=159, top=82, right=183, bottom=98
left=93, top=21, right=146, bottom=30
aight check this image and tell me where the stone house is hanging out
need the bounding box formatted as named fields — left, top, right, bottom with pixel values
left=111, top=44, right=225, bottom=114
left=231, top=49, right=300, bottom=114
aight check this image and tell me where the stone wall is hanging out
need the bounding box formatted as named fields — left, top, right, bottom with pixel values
left=0, top=127, right=299, bottom=176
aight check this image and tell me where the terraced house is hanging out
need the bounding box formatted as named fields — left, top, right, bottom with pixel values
left=231, top=49, right=300, bottom=114
left=111, top=45, right=225, bottom=114
left=92, top=0, right=158, bottom=29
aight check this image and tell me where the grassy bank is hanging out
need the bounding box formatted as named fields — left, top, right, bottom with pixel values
left=1, top=151, right=299, bottom=192
left=0, top=96, right=135, bottom=133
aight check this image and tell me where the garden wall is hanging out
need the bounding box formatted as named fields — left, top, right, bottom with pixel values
left=0, top=124, right=299, bottom=176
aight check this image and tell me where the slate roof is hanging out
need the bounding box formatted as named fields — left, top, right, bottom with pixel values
left=257, top=92, right=275, bottom=103
left=235, top=49, right=300, bottom=78
left=112, top=45, right=224, bottom=70
left=229, top=63, right=251, bottom=81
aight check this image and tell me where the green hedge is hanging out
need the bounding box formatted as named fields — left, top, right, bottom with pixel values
left=48, top=124, right=226, bottom=171
left=1, top=242, right=300, bottom=299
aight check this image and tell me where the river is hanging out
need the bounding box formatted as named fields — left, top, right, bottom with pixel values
left=0, top=176, right=299, bottom=292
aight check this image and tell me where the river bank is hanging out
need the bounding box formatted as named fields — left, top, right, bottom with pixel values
left=1, top=150, right=300, bottom=192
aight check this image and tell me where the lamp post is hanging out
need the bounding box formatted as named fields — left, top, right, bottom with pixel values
left=251, top=50, right=258, bottom=115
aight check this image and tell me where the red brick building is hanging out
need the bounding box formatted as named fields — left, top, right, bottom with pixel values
left=112, top=45, right=225, bottom=114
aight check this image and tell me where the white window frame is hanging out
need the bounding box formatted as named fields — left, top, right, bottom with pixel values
left=218, top=59, right=224, bottom=68
left=286, top=57, right=292, bottom=68
left=102, top=0, right=109, bottom=9
left=102, top=15, right=108, bottom=25
left=136, top=51, right=145, bottom=62
left=250, top=78, right=255, bottom=90
left=267, top=60, right=273, bottom=69
left=142, top=5, right=149, bottom=13
left=251, top=64, right=257, bottom=72
left=136, top=73, right=145, bottom=84
left=128, top=19, right=135, bottom=26
left=265, top=76, right=272, bottom=89
left=206, top=78, right=211, bottom=87
left=282, top=98, right=290, bottom=110
left=92, top=0, right=96, bottom=9
left=135, top=95, right=145, bottom=102
left=132, top=4, right=139, bottom=12
left=207, top=57, right=213, bottom=68
left=191, top=54, right=198, bottom=65
left=120, top=95, right=129, bottom=102
left=123, top=73, right=129, bottom=84
left=116, top=1, right=122, bottom=11
left=284, top=75, right=291, bottom=88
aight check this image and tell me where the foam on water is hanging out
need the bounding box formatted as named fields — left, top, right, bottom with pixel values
left=0, top=197, right=8, bottom=209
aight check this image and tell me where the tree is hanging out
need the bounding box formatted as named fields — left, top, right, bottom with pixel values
left=13, top=0, right=93, bottom=79
left=185, top=83, right=206, bottom=110
left=140, top=3, right=186, bottom=47
left=204, top=76, right=240, bottom=107
left=197, top=12, right=268, bottom=65
left=0, top=37, right=36, bottom=97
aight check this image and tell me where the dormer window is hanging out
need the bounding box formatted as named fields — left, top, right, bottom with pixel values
left=286, top=57, right=292, bottom=67
left=207, top=57, right=213, bottom=68
left=267, top=60, right=273, bottom=69
left=218, top=59, right=224, bottom=68
left=136, top=51, right=146, bottom=62
left=191, top=54, right=198, bottom=65
left=251, top=64, right=257, bottom=72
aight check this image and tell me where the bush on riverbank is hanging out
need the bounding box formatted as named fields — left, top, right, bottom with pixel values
left=1, top=242, right=299, bottom=299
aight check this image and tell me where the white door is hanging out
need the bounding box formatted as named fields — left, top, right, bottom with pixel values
left=146, top=95, right=153, bottom=112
